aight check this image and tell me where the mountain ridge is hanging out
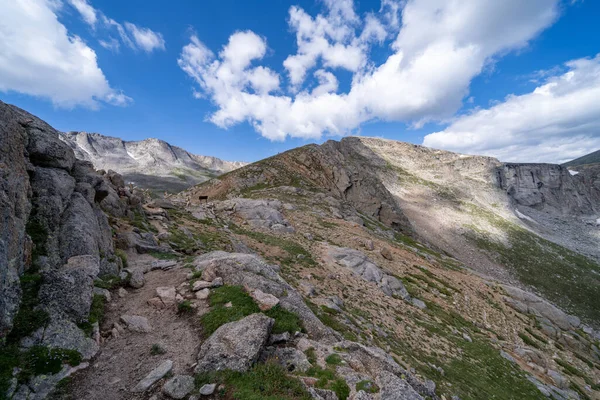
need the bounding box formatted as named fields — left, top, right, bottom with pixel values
left=59, top=131, right=247, bottom=193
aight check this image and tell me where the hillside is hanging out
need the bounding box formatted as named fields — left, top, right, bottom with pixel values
left=2, top=103, right=600, bottom=400
left=563, top=149, right=600, bottom=168
left=59, top=132, right=246, bottom=193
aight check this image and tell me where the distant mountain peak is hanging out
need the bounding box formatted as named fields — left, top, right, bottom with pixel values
left=59, top=131, right=246, bottom=193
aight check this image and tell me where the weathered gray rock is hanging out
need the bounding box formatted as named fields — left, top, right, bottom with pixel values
left=326, top=246, right=383, bottom=283
left=378, top=371, right=424, bottom=400
left=128, top=268, right=145, bottom=288
left=156, top=286, right=177, bottom=305
left=251, top=289, right=280, bottom=311
left=163, top=374, right=195, bottom=399
left=38, top=255, right=100, bottom=323
left=195, top=313, right=273, bottom=373
left=120, top=315, right=152, bottom=333
left=132, top=360, right=173, bottom=392
left=502, top=285, right=580, bottom=330
left=218, top=199, right=295, bottom=232
left=380, top=275, right=410, bottom=300
left=262, top=347, right=311, bottom=373
left=199, top=383, right=217, bottom=396
left=24, top=317, right=99, bottom=360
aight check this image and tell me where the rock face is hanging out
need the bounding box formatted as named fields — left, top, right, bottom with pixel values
left=60, top=131, right=246, bottom=192
left=0, top=101, right=120, bottom=338
left=216, top=198, right=295, bottom=233
left=195, top=313, right=274, bottom=373
left=499, top=163, right=599, bottom=215
left=502, top=285, right=580, bottom=331
left=325, top=246, right=412, bottom=300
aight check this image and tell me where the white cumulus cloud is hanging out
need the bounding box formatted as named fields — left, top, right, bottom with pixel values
left=179, top=0, right=560, bottom=142
left=124, top=22, right=165, bottom=53
left=423, top=54, right=600, bottom=164
left=68, top=0, right=165, bottom=53
left=0, top=0, right=131, bottom=108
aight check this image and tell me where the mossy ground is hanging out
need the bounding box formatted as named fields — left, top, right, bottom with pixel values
left=200, top=286, right=303, bottom=336
left=464, top=204, right=600, bottom=324
left=195, top=361, right=312, bottom=400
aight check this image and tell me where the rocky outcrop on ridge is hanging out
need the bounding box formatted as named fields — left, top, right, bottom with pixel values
left=59, top=131, right=246, bottom=193
left=0, top=101, right=150, bottom=398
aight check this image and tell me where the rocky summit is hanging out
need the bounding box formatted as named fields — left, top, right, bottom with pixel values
left=1, top=101, right=600, bottom=400
left=59, top=131, right=246, bottom=194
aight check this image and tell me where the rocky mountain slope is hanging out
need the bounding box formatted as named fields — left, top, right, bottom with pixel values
left=186, top=137, right=600, bottom=326
left=2, top=104, right=600, bottom=400
left=564, top=149, right=600, bottom=169
left=59, top=132, right=246, bottom=193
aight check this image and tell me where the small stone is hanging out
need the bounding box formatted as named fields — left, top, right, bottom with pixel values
left=120, top=315, right=152, bottom=333
left=148, top=297, right=166, bottom=309
left=411, top=298, right=427, bottom=309
left=199, top=383, right=217, bottom=396
left=132, top=360, right=173, bottom=392
left=192, top=281, right=212, bottom=291
left=129, top=269, right=145, bottom=289
left=163, top=375, right=195, bottom=399
left=380, top=247, right=393, bottom=260
left=224, top=301, right=233, bottom=308
left=462, top=333, right=472, bottom=342
left=156, top=286, right=177, bottom=304
left=195, top=289, right=210, bottom=300
left=251, top=289, right=280, bottom=311
left=304, top=233, right=314, bottom=241
left=118, top=287, right=128, bottom=298
left=269, top=332, right=291, bottom=344
left=211, top=277, right=224, bottom=287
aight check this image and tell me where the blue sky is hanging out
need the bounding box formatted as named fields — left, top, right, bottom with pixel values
left=1, top=0, right=599, bottom=163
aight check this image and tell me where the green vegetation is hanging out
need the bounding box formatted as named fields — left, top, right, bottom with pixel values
left=230, top=225, right=316, bottom=268
left=306, top=300, right=358, bottom=341
left=7, top=272, right=49, bottom=343
left=150, top=344, right=167, bottom=356
left=555, top=359, right=585, bottom=378
left=325, top=353, right=343, bottom=366
left=177, top=300, right=194, bottom=314
left=167, top=226, right=199, bottom=253
left=570, top=382, right=592, bottom=400
left=394, top=233, right=441, bottom=258
left=371, top=301, right=545, bottom=400
left=356, top=380, right=379, bottom=393
left=0, top=345, right=82, bottom=397
left=115, top=249, right=128, bottom=269
left=304, top=365, right=350, bottom=400
left=200, top=286, right=303, bottom=336
left=78, top=294, right=106, bottom=336
left=562, top=149, right=600, bottom=168
left=519, top=332, right=542, bottom=349
left=464, top=204, right=600, bottom=323
left=148, top=251, right=179, bottom=260
left=525, top=327, right=548, bottom=344
left=264, top=305, right=303, bottom=335
left=195, top=362, right=312, bottom=400
left=20, top=346, right=81, bottom=379
left=93, top=274, right=125, bottom=290
left=304, top=348, right=317, bottom=364
left=201, top=286, right=260, bottom=335
left=131, top=210, right=157, bottom=233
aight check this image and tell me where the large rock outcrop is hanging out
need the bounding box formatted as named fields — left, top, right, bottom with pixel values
left=0, top=100, right=119, bottom=350
left=499, top=163, right=599, bottom=215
